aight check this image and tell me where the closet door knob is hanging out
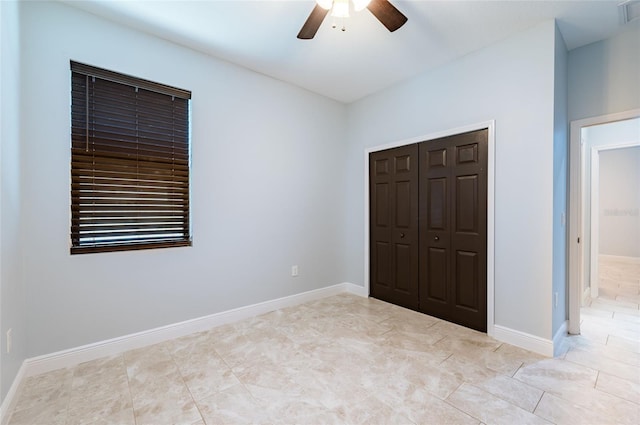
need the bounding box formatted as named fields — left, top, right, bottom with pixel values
left=434, top=236, right=439, bottom=241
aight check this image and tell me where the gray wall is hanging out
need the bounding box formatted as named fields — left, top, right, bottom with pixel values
left=20, top=1, right=348, bottom=358
left=568, top=25, right=640, bottom=122
left=552, top=24, right=569, bottom=336
left=1, top=0, right=27, bottom=402
left=599, top=147, right=640, bottom=257
left=345, top=21, right=557, bottom=340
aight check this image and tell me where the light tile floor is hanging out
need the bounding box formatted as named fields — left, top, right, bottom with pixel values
left=7, top=261, right=639, bottom=424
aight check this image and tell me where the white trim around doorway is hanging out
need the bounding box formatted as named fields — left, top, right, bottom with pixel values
left=362, top=120, right=496, bottom=338
left=568, top=109, right=640, bottom=336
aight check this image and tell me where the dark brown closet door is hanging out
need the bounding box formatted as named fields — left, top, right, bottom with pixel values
left=419, top=129, right=488, bottom=332
left=369, top=144, right=420, bottom=310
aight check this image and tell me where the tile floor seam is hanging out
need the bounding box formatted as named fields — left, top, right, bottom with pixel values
left=226, top=371, right=251, bottom=399
left=512, top=363, right=526, bottom=379
left=169, top=349, right=206, bottom=425
left=592, top=381, right=640, bottom=406
left=63, top=368, right=73, bottom=425
left=122, top=353, right=139, bottom=425
left=223, top=356, right=245, bottom=401
left=444, top=381, right=466, bottom=402
left=437, top=352, right=454, bottom=365
left=531, top=393, right=556, bottom=425
left=122, top=353, right=138, bottom=425
left=441, top=390, right=486, bottom=424
left=444, top=383, right=488, bottom=425
left=379, top=327, right=394, bottom=337
left=507, top=361, right=524, bottom=378
left=467, top=381, right=549, bottom=422
left=530, top=389, right=546, bottom=416
left=432, top=334, right=448, bottom=348
left=511, top=373, right=550, bottom=395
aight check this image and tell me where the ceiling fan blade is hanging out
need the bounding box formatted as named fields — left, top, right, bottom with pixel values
left=367, top=0, right=408, bottom=32
left=297, top=4, right=330, bottom=39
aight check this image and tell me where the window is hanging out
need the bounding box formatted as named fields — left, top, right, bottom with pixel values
left=70, top=61, right=191, bottom=254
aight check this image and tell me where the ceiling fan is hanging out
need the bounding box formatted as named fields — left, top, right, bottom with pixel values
left=298, top=0, right=408, bottom=39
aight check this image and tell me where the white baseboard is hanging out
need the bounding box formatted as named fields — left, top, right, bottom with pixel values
left=492, top=325, right=554, bottom=357
left=344, top=282, right=368, bottom=297
left=24, top=283, right=354, bottom=378
left=0, top=362, right=26, bottom=425
left=599, top=254, right=640, bottom=265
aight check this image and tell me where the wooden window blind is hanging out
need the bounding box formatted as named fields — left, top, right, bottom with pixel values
left=70, top=61, right=192, bottom=254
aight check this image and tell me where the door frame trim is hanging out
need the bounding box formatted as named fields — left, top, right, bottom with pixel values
left=568, top=108, right=640, bottom=335
left=363, top=120, right=496, bottom=336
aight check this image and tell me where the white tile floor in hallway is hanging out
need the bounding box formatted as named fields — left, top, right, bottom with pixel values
left=6, top=261, right=639, bottom=424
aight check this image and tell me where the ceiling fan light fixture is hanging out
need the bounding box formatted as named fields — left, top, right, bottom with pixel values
left=353, top=0, right=372, bottom=12
left=316, top=0, right=333, bottom=10
left=331, top=0, right=350, bottom=18
left=299, top=0, right=407, bottom=39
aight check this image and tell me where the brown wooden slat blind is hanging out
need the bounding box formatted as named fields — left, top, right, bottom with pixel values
left=70, top=61, right=192, bottom=254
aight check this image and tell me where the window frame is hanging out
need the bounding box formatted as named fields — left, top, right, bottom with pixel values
left=70, top=61, right=192, bottom=254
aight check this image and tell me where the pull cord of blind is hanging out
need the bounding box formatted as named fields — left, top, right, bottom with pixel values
left=85, top=75, right=90, bottom=152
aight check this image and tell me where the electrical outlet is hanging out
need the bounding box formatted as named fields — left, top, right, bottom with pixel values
left=291, top=265, right=299, bottom=277
left=554, top=292, right=558, bottom=308
left=6, top=328, right=12, bottom=354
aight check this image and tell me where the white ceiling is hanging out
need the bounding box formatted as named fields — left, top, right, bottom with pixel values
left=62, top=0, right=637, bottom=103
